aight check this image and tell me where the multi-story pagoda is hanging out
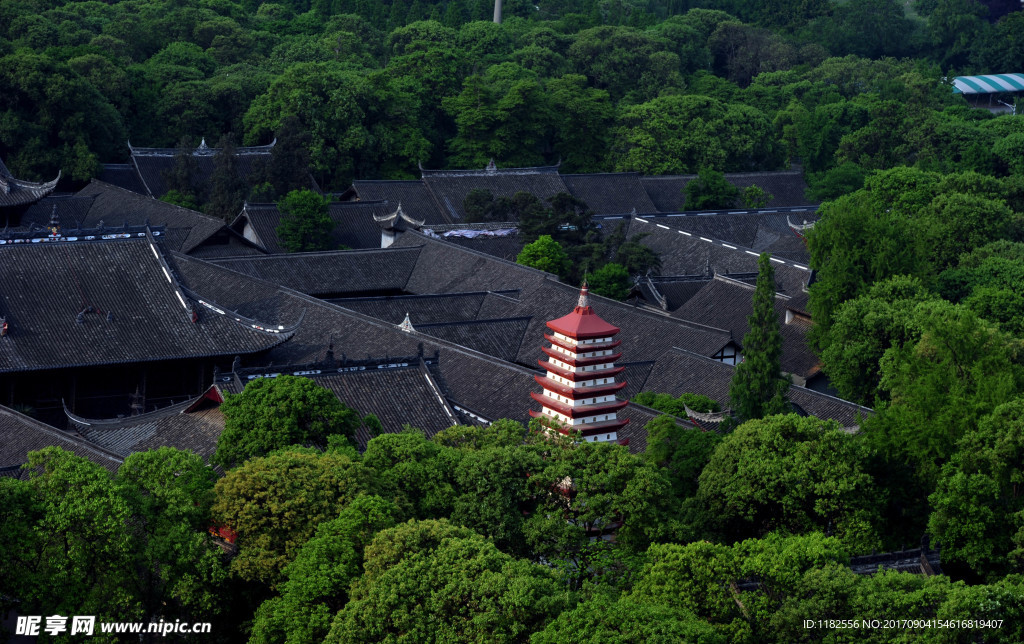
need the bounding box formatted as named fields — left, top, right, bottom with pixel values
left=530, top=285, right=629, bottom=443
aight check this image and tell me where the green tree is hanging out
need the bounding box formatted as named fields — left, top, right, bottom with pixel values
left=729, top=253, right=789, bottom=421
left=326, top=520, right=568, bottom=643
left=820, top=276, right=934, bottom=406
left=697, top=415, right=882, bottom=550
left=249, top=496, right=399, bottom=644
left=0, top=448, right=139, bottom=625
left=587, top=263, right=631, bottom=300
left=868, top=300, right=1024, bottom=487
left=524, top=439, right=675, bottom=583
left=250, top=116, right=313, bottom=201
left=206, top=133, right=247, bottom=221
left=115, top=448, right=226, bottom=623
left=929, top=398, right=1024, bottom=580
left=740, top=185, right=771, bottom=209
left=276, top=189, right=334, bottom=253
left=532, top=591, right=723, bottom=643
left=685, top=167, right=740, bottom=210
left=213, top=375, right=360, bottom=470
left=644, top=414, right=722, bottom=501
left=211, top=448, right=377, bottom=587
left=516, top=234, right=571, bottom=277
left=362, top=430, right=454, bottom=520
left=611, top=94, right=778, bottom=175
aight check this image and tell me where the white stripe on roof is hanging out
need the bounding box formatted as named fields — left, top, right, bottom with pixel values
left=953, top=74, right=1024, bottom=94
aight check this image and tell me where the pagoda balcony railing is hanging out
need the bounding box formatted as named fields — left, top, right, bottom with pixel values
left=533, top=375, right=627, bottom=399
left=530, top=410, right=629, bottom=434
left=541, top=346, right=621, bottom=367
left=537, top=360, right=625, bottom=382
left=530, top=391, right=628, bottom=419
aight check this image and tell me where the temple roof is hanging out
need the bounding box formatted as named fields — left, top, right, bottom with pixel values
left=645, top=211, right=818, bottom=263
left=349, top=180, right=447, bottom=224
left=546, top=285, right=621, bottom=339
left=233, top=200, right=390, bottom=252
left=0, top=404, right=122, bottom=476
left=643, top=347, right=871, bottom=428
left=0, top=156, right=60, bottom=209
left=333, top=291, right=521, bottom=325
left=218, top=355, right=458, bottom=449
left=0, top=236, right=291, bottom=373
left=66, top=386, right=226, bottom=460
left=625, top=215, right=811, bottom=296
left=209, top=246, right=422, bottom=297
left=14, top=181, right=231, bottom=255
left=639, top=169, right=814, bottom=212
left=374, top=203, right=425, bottom=232
left=671, top=275, right=819, bottom=378
left=125, top=138, right=276, bottom=198
left=560, top=172, right=657, bottom=215
left=419, top=161, right=571, bottom=222
left=391, top=233, right=735, bottom=363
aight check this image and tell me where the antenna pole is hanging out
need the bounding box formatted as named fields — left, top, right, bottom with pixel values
left=493, top=0, right=502, bottom=23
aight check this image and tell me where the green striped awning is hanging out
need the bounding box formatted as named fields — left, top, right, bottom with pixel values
left=953, top=74, right=1024, bottom=94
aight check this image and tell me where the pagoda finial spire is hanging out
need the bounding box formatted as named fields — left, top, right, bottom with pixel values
left=577, top=283, right=590, bottom=309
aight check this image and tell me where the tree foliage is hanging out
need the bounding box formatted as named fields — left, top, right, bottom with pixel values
left=214, top=375, right=360, bottom=469
left=729, top=253, right=789, bottom=421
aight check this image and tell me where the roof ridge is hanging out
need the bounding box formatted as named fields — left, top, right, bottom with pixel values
left=544, top=279, right=734, bottom=337
left=64, top=395, right=196, bottom=427
left=335, top=289, right=517, bottom=303
left=172, top=253, right=547, bottom=378
left=211, top=245, right=425, bottom=263
left=85, top=179, right=223, bottom=223
left=403, top=230, right=557, bottom=278
left=416, top=316, right=533, bottom=329
left=0, top=405, right=125, bottom=464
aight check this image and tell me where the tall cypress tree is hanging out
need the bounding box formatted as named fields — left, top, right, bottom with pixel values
left=729, top=253, right=790, bottom=422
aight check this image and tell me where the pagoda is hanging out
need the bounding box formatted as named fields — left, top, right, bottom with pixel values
left=530, top=285, right=629, bottom=443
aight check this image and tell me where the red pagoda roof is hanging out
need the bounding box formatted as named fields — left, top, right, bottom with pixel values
left=546, top=285, right=620, bottom=340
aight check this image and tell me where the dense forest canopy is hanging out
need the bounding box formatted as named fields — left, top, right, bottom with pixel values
left=5, top=1, right=1024, bottom=642
left=3, top=0, right=1024, bottom=190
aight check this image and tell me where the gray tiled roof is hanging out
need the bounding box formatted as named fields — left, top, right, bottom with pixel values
left=69, top=390, right=226, bottom=460
left=0, top=404, right=122, bottom=474
left=0, top=156, right=60, bottom=209
left=208, top=247, right=422, bottom=297
left=627, top=216, right=811, bottom=296
left=416, top=317, right=532, bottom=363
left=392, top=233, right=735, bottom=364
left=640, top=170, right=814, bottom=212
left=331, top=291, right=519, bottom=325
left=97, top=163, right=147, bottom=195
left=561, top=173, right=658, bottom=215
left=438, top=234, right=526, bottom=262
left=670, top=276, right=819, bottom=378
left=17, top=194, right=98, bottom=231
left=312, top=363, right=458, bottom=445
left=233, top=200, right=391, bottom=253
left=71, top=180, right=226, bottom=253
left=0, top=237, right=288, bottom=373
left=349, top=180, right=446, bottom=224
left=169, top=253, right=694, bottom=454
left=650, top=212, right=817, bottom=263
left=642, top=348, right=871, bottom=428
left=420, top=165, right=571, bottom=222
left=128, top=140, right=275, bottom=198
